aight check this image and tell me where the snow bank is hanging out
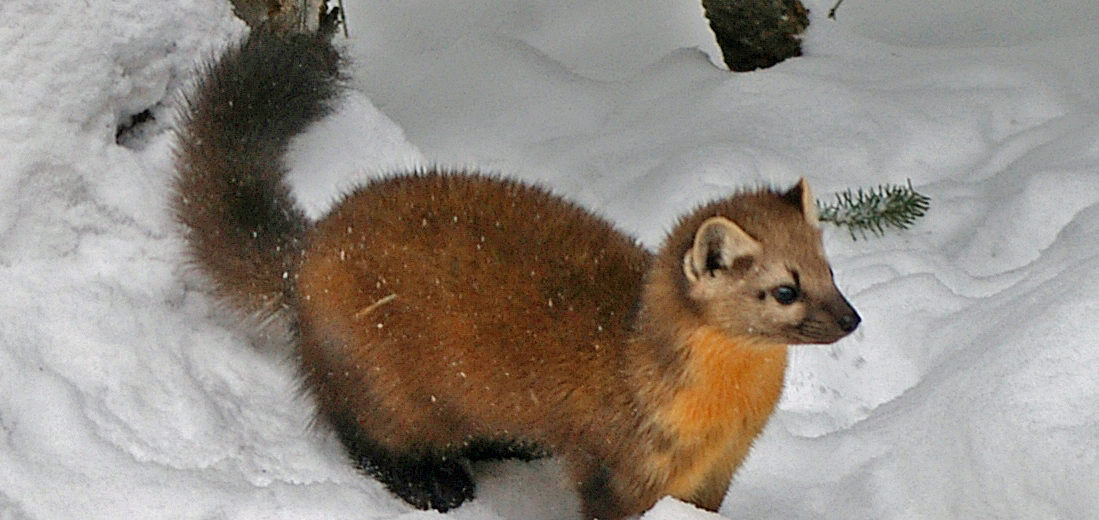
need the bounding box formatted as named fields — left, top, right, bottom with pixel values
left=2, top=0, right=1097, bottom=518
left=0, top=1, right=388, bottom=517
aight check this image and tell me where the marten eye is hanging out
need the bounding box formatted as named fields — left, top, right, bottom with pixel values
left=771, top=285, right=799, bottom=305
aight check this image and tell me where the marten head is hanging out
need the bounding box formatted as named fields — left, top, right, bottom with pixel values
left=669, top=178, right=860, bottom=345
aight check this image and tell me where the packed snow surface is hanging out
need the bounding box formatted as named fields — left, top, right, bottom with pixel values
left=2, top=0, right=1097, bottom=518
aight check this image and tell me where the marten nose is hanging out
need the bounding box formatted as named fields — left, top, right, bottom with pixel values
left=837, top=311, right=860, bottom=333
left=828, top=293, right=860, bottom=334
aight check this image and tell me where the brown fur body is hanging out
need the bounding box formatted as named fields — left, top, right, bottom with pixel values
left=174, top=25, right=860, bottom=520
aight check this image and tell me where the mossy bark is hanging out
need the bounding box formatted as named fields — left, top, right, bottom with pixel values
left=701, top=0, right=810, bottom=72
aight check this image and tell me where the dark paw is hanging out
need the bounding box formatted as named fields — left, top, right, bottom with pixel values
left=380, top=459, right=476, bottom=512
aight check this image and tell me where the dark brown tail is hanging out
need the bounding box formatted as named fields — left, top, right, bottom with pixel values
left=172, top=25, right=341, bottom=320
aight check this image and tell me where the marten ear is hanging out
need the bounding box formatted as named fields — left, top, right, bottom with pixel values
left=782, top=177, right=820, bottom=228
left=684, top=216, right=762, bottom=283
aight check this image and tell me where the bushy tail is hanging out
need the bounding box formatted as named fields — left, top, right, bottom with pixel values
left=172, top=23, right=341, bottom=320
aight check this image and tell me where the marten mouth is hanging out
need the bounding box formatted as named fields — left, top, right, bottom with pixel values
left=789, top=316, right=858, bottom=344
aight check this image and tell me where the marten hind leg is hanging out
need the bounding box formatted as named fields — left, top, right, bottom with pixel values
left=462, top=438, right=548, bottom=463
left=365, top=452, right=475, bottom=512
left=328, top=412, right=475, bottom=512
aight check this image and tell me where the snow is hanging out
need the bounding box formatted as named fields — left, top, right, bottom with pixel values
left=2, top=0, right=1097, bottom=518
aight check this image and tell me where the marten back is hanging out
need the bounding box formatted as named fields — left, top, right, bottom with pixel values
left=296, top=171, right=651, bottom=444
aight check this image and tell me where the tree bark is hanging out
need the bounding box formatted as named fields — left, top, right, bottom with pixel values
left=228, top=0, right=328, bottom=33
left=701, top=0, right=810, bottom=72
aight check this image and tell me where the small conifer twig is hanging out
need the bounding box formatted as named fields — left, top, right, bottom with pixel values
left=817, top=180, right=930, bottom=240
left=828, top=0, right=845, bottom=19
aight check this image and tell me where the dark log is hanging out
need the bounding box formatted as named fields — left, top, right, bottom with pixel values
left=701, top=0, right=810, bottom=72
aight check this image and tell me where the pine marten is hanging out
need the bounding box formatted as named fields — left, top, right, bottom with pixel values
left=172, top=19, right=859, bottom=520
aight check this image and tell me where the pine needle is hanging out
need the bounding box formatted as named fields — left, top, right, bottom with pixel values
left=817, top=180, right=930, bottom=240
left=828, top=0, right=845, bottom=19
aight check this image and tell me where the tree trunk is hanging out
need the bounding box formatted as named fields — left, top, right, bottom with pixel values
left=228, top=0, right=328, bottom=33
left=701, top=0, right=810, bottom=72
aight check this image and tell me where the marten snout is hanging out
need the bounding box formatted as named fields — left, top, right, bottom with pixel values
left=831, top=295, right=861, bottom=333
left=799, top=292, right=860, bottom=344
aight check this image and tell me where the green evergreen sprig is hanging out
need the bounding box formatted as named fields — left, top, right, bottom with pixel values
left=817, top=180, right=930, bottom=240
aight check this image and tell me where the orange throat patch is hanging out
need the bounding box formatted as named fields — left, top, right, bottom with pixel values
left=650, top=326, right=788, bottom=500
